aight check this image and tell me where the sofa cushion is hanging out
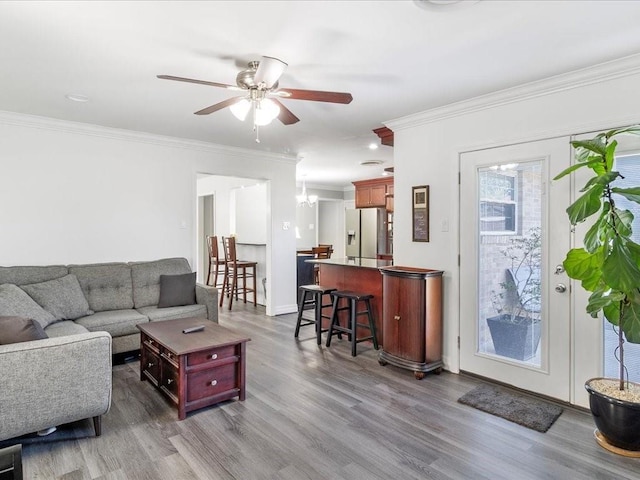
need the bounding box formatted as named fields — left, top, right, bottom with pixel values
left=0, top=283, right=56, bottom=328
left=0, top=265, right=68, bottom=286
left=75, top=309, right=148, bottom=337
left=44, top=320, right=91, bottom=338
left=0, top=316, right=48, bottom=345
left=137, top=304, right=207, bottom=322
left=158, top=272, right=196, bottom=308
left=69, top=263, right=134, bottom=312
left=130, top=258, right=192, bottom=308
left=20, top=274, right=93, bottom=321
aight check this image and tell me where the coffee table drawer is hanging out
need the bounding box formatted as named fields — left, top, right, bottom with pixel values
left=141, top=346, right=161, bottom=385
left=187, top=363, right=237, bottom=402
left=162, top=363, right=179, bottom=400
left=187, top=345, right=237, bottom=366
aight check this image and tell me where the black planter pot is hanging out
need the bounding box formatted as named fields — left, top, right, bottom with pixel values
left=486, top=314, right=541, bottom=361
left=585, top=378, right=640, bottom=452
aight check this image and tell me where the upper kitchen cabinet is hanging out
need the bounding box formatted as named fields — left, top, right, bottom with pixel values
left=354, top=178, right=393, bottom=208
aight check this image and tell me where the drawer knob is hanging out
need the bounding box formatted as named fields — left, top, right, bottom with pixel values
left=147, top=362, right=154, bottom=368
left=394, top=315, right=401, bottom=321
left=211, top=353, right=218, bottom=360
left=210, top=380, right=218, bottom=386
left=167, top=378, right=173, bottom=385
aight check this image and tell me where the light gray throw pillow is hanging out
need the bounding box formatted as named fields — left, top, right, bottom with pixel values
left=20, top=274, right=93, bottom=321
left=0, top=283, right=56, bottom=328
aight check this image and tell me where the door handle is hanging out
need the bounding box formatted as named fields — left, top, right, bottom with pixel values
left=555, top=283, right=567, bottom=293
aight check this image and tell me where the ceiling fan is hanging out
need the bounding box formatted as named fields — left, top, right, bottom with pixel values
left=158, top=56, right=353, bottom=141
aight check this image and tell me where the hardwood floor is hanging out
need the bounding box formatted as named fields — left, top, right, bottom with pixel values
left=16, top=303, right=640, bottom=479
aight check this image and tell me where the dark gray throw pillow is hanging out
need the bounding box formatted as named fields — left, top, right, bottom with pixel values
left=0, top=315, right=48, bottom=345
left=158, top=272, right=196, bottom=308
left=20, top=274, right=93, bottom=321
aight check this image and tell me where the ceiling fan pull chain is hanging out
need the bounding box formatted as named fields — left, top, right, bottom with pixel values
left=252, top=102, right=260, bottom=143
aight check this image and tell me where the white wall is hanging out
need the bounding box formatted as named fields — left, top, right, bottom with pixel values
left=295, top=203, right=317, bottom=249
left=318, top=200, right=345, bottom=258
left=387, top=54, right=640, bottom=375
left=0, top=112, right=298, bottom=316
left=233, top=183, right=267, bottom=244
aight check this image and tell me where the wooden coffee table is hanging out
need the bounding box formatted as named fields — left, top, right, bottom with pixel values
left=137, top=317, right=250, bottom=420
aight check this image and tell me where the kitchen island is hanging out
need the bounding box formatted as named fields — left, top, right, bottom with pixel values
left=307, top=257, right=392, bottom=346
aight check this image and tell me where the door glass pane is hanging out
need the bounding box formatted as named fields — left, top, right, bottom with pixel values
left=603, top=154, right=640, bottom=382
left=477, top=161, right=543, bottom=366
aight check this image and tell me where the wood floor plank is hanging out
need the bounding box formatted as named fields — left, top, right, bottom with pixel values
left=12, top=303, right=640, bottom=479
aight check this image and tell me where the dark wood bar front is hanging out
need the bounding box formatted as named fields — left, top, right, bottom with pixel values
left=310, top=257, right=392, bottom=346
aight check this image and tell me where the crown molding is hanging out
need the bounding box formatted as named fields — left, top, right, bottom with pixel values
left=0, top=110, right=298, bottom=164
left=386, top=53, right=640, bottom=131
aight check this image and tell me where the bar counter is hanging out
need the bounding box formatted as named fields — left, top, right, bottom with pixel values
left=306, top=257, right=392, bottom=346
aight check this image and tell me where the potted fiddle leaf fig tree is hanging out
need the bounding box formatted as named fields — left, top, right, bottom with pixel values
left=488, top=227, right=542, bottom=361
left=554, top=126, right=640, bottom=453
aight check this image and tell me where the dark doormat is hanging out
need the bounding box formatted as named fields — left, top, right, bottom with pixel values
left=458, top=383, right=563, bottom=433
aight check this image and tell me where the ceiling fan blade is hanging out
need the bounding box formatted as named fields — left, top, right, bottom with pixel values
left=157, top=74, right=240, bottom=90
left=254, top=56, right=287, bottom=89
left=275, top=88, right=353, bottom=104
left=271, top=99, right=300, bottom=125
left=194, top=96, right=244, bottom=115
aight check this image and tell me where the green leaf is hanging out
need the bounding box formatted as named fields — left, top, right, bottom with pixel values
left=588, top=171, right=621, bottom=191
left=563, top=248, right=602, bottom=291
left=587, top=289, right=614, bottom=315
left=612, top=208, right=633, bottom=238
left=553, top=162, right=593, bottom=181
left=605, top=126, right=640, bottom=138
left=621, top=293, right=640, bottom=344
left=604, top=139, right=617, bottom=171
left=602, top=237, right=640, bottom=292
left=566, top=184, right=604, bottom=224
left=571, top=138, right=607, bottom=156
left=627, top=240, right=640, bottom=266
left=612, top=187, right=640, bottom=205
left=603, top=302, right=620, bottom=326
left=583, top=212, right=605, bottom=253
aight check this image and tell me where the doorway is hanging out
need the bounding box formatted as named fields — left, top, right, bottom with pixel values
left=459, top=137, right=572, bottom=401
left=198, top=194, right=215, bottom=283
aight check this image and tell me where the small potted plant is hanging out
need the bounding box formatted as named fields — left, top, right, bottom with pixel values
left=554, top=126, right=640, bottom=453
left=487, top=227, right=542, bottom=361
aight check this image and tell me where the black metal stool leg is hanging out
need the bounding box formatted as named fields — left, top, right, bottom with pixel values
left=295, top=290, right=309, bottom=338
left=350, top=298, right=358, bottom=357
left=326, top=294, right=339, bottom=347
left=315, top=292, right=324, bottom=345
left=366, top=299, right=379, bottom=350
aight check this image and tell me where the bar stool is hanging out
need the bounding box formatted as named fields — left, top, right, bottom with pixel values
left=205, top=235, right=225, bottom=288
left=295, top=285, right=336, bottom=345
left=326, top=291, right=379, bottom=356
left=219, top=236, right=257, bottom=310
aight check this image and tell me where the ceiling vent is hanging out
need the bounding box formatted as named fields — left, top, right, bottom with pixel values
left=360, top=160, right=384, bottom=167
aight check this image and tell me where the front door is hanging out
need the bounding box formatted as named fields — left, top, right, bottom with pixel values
left=459, top=137, right=572, bottom=401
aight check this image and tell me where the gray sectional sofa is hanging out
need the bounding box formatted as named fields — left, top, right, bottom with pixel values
left=0, top=257, right=217, bottom=442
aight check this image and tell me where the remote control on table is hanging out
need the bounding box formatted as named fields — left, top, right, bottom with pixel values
left=182, top=325, right=205, bottom=334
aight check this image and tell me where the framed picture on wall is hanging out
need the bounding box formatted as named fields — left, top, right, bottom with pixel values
left=412, top=185, right=429, bottom=242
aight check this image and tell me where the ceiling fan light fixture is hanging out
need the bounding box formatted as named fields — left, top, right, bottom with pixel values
left=254, top=98, right=280, bottom=126
left=230, top=98, right=251, bottom=121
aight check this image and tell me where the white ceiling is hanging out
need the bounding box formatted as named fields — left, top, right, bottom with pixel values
left=3, top=1, right=640, bottom=188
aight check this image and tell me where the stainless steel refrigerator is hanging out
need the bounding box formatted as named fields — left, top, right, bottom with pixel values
left=345, top=208, right=387, bottom=259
